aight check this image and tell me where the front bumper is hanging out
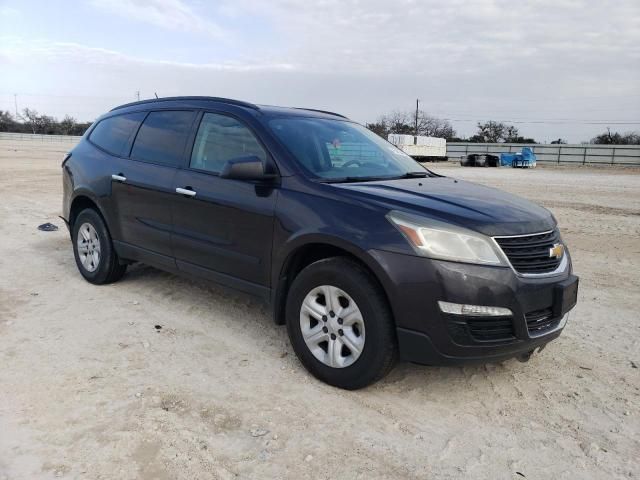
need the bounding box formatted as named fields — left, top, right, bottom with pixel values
left=369, top=249, right=578, bottom=365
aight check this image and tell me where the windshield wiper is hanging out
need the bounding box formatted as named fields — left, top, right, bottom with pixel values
left=319, top=171, right=430, bottom=184
left=319, top=175, right=393, bottom=184
left=398, top=171, right=429, bottom=178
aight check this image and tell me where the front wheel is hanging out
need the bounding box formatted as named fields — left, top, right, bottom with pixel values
left=286, top=257, right=397, bottom=389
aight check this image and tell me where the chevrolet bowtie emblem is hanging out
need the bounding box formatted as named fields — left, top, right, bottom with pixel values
left=549, top=243, right=564, bottom=259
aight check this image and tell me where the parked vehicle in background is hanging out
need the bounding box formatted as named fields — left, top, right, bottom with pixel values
left=388, top=134, right=448, bottom=162
left=460, top=153, right=500, bottom=167
left=61, top=96, right=578, bottom=389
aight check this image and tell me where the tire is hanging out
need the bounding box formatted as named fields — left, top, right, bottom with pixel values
left=72, top=208, right=126, bottom=284
left=285, top=257, right=397, bottom=389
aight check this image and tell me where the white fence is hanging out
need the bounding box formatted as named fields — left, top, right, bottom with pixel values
left=0, top=132, right=82, bottom=144
left=2, top=133, right=640, bottom=166
left=447, top=143, right=640, bottom=166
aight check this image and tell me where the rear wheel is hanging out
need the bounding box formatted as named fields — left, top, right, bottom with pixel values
left=72, top=208, right=126, bottom=284
left=286, top=257, right=397, bottom=389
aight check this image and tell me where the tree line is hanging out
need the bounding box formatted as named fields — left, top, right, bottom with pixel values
left=365, top=110, right=536, bottom=143
left=1, top=108, right=638, bottom=145
left=0, top=109, right=92, bottom=136
left=366, top=109, right=640, bottom=145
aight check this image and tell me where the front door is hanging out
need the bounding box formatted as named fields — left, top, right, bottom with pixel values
left=171, top=112, right=277, bottom=295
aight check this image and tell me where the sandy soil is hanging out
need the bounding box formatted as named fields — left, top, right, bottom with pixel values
left=0, top=140, right=638, bottom=480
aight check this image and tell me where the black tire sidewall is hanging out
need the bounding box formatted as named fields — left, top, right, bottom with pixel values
left=72, top=209, right=118, bottom=284
left=286, top=258, right=396, bottom=389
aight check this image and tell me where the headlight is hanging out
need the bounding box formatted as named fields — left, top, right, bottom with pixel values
left=386, top=210, right=507, bottom=266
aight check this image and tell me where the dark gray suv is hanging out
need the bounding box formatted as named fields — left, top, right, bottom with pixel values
left=62, top=96, right=579, bottom=389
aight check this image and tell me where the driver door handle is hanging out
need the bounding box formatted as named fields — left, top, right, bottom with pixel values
left=176, top=187, right=197, bottom=197
left=111, top=173, right=126, bottom=182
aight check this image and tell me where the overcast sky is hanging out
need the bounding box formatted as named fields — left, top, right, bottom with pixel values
left=1, top=0, right=639, bottom=142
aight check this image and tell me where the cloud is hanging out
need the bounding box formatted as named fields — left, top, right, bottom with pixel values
left=0, top=38, right=295, bottom=72
left=0, top=6, right=21, bottom=18
left=235, top=0, right=640, bottom=77
left=90, top=0, right=226, bottom=38
left=1, top=0, right=638, bottom=142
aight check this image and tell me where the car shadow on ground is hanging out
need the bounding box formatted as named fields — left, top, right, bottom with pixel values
left=118, top=262, right=530, bottom=395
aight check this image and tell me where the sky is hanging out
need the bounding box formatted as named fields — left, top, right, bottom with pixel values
left=0, top=0, right=639, bottom=143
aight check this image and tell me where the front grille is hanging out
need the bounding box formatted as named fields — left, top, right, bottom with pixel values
left=526, top=307, right=559, bottom=335
left=494, top=230, right=562, bottom=274
left=466, top=317, right=515, bottom=342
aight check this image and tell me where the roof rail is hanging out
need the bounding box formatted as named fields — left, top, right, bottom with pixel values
left=110, top=96, right=260, bottom=112
left=294, top=108, right=347, bottom=119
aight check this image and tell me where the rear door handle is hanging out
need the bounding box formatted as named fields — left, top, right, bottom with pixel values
left=176, top=187, right=197, bottom=197
left=111, top=174, right=126, bottom=182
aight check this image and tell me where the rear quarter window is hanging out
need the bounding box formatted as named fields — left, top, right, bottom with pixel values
left=130, top=111, right=194, bottom=167
left=89, top=112, right=146, bottom=156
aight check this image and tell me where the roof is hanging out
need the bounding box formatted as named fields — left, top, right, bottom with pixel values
left=110, top=96, right=348, bottom=119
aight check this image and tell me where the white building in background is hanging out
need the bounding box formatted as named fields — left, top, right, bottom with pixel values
left=388, top=134, right=448, bottom=162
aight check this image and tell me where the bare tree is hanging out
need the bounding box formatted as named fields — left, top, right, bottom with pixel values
left=590, top=128, right=640, bottom=145
left=374, top=110, right=456, bottom=139
left=22, top=108, right=40, bottom=134
left=472, top=121, right=535, bottom=143
left=417, top=113, right=456, bottom=139
left=474, top=121, right=506, bottom=143
left=365, top=121, right=388, bottom=138
left=504, top=125, right=520, bottom=142
left=22, top=108, right=54, bottom=134
left=59, top=115, right=77, bottom=135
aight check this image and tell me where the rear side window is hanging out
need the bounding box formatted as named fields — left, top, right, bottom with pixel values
left=89, top=112, right=145, bottom=156
left=190, top=112, right=266, bottom=173
left=131, top=111, right=194, bottom=167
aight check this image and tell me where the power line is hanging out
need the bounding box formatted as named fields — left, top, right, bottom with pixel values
left=439, top=118, right=640, bottom=125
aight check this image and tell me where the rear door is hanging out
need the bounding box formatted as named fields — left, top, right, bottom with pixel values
left=171, top=111, right=277, bottom=295
left=110, top=110, right=196, bottom=266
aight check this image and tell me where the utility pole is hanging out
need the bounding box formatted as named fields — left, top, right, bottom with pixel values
left=136, top=90, right=140, bottom=101
left=14, top=94, right=18, bottom=118
left=414, top=98, right=420, bottom=144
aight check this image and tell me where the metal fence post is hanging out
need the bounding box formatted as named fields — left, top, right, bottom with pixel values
left=583, top=147, right=587, bottom=165
left=557, top=146, right=561, bottom=164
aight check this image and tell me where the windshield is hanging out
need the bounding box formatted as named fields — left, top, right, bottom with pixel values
left=268, top=117, right=426, bottom=181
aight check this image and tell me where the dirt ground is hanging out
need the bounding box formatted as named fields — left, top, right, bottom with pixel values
left=0, top=140, right=638, bottom=480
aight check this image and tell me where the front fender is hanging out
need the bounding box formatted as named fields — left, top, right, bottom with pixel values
left=270, top=230, right=397, bottom=324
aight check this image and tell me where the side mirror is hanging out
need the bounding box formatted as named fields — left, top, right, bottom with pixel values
left=219, top=156, right=275, bottom=181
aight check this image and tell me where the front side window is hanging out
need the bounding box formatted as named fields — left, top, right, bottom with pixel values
left=131, top=111, right=194, bottom=167
left=89, top=112, right=146, bottom=156
left=190, top=113, right=266, bottom=173
left=269, top=117, right=423, bottom=181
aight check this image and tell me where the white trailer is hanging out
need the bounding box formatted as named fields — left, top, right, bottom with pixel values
left=388, top=134, right=448, bottom=162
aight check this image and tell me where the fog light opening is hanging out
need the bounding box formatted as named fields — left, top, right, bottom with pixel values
left=438, top=301, right=513, bottom=317
left=517, top=349, right=535, bottom=363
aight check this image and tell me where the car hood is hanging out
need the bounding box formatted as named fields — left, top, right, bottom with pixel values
left=333, top=176, right=555, bottom=236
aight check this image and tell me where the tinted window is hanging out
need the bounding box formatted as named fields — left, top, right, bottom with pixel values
left=89, top=113, right=145, bottom=156
left=131, top=111, right=194, bottom=167
left=190, top=113, right=266, bottom=173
